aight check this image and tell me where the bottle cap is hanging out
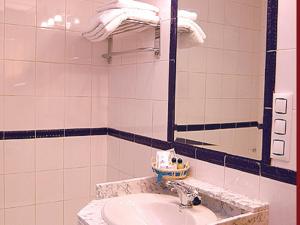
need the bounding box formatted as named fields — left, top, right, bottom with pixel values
left=171, top=157, right=177, bottom=163
left=177, top=158, right=183, bottom=164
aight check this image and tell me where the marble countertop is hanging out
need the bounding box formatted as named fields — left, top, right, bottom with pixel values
left=78, top=176, right=269, bottom=225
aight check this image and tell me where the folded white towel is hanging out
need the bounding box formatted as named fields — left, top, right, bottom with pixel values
left=83, top=8, right=157, bottom=38
left=178, top=10, right=197, bottom=21
left=83, top=10, right=159, bottom=42
left=96, top=0, right=159, bottom=14
left=177, top=17, right=206, bottom=48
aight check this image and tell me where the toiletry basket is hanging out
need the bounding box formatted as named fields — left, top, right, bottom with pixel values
left=151, top=161, right=190, bottom=181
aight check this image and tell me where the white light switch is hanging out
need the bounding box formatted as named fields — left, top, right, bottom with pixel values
left=272, top=140, right=285, bottom=156
left=274, top=98, right=287, bottom=114
left=271, top=93, right=293, bottom=161
left=274, top=119, right=286, bottom=135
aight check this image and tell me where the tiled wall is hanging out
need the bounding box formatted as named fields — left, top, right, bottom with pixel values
left=106, top=0, right=171, bottom=180
left=0, top=0, right=109, bottom=225
left=174, top=0, right=267, bottom=160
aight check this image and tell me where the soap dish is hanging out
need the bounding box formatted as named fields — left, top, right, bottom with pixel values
left=151, top=161, right=190, bottom=181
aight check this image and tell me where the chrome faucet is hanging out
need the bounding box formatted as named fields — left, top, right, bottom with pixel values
left=166, top=180, right=201, bottom=208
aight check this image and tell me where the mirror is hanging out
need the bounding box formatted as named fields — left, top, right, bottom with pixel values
left=174, top=0, right=267, bottom=160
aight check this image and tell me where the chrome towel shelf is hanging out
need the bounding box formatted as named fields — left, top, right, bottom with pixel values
left=101, top=19, right=160, bottom=63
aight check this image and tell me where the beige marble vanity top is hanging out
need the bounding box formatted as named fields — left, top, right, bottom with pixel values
left=78, top=176, right=269, bottom=225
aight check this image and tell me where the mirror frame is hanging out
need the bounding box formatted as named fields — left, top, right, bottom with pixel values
left=166, top=0, right=295, bottom=184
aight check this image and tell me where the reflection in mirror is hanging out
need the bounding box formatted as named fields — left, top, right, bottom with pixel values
left=175, top=0, right=267, bottom=160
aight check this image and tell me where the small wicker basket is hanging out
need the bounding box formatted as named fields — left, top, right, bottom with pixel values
left=151, top=161, right=190, bottom=181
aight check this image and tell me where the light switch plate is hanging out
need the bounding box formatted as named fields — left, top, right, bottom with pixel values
left=271, top=93, right=293, bottom=161
left=274, top=119, right=286, bottom=135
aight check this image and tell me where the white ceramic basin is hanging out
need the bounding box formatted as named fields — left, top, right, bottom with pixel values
left=101, top=193, right=217, bottom=225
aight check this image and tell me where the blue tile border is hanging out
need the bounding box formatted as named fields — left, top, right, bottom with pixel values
left=36, top=129, right=64, bottom=138
left=225, top=155, right=261, bottom=175
left=107, top=128, right=173, bottom=150
left=4, top=130, right=36, bottom=140
left=196, top=147, right=226, bottom=166
left=1, top=128, right=108, bottom=140
left=0, top=126, right=296, bottom=185
left=261, top=164, right=296, bottom=185
left=266, top=0, right=278, bottom=51
left=91, top=128, right=108, bottom=136
left=167, top=0, right=178, bottom=142
left=175, top=121, right=263, bottom=132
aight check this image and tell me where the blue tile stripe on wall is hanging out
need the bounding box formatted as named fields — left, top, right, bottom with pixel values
left=167, top=0, right=178, bottom=142
left=0, top=127, right=296, bottom=185
left=175, top=121, right=263, bottom=132
left=0, top=128, right=108, bottom=140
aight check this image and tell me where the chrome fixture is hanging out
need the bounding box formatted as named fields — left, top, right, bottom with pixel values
left=166, top=180, right=201, bottom=208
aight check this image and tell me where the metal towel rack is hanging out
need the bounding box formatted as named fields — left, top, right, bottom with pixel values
left=102, top=19, right=160, bottom=63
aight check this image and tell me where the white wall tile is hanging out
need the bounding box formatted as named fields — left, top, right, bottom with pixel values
left=37, top=0, right=65, bottom=30
left=119, top=140, right=135, bottom=177
left=195, top=160, right=225, bottom=187
left=91, top=166, right=106, bottom=196
left=0, top=209, right=3, bottom=225
left=107, top=136, right=120, bottom=169
left=4, top=60, right=35, bottom=96
left=65, top=97, right=91, bottom=128
left=208, top=0, right=225, bottom=23
left=260, top=177, right=296, bottom=225
left=91, top=97, right=107, bottom=127
left=0, top=61, right=3, bottom=95
left=134, top=100, right=153, bottom=137
left=64, top=137, right=91, bottom=169
left=36, top=28, right=65, bottom=63
left=118, top=99, right=135, bottom=133
left=224, top=167, right=260, bottom=200
left=36, top=62, right=65, bottom=97
left=132, top=144, right=152, bottom=178
left=106, top=166, right=120, bottom=182
left=151, top=61, right=169, bottom=101
left=5, top=0, right=36, bottom=26
left=36, top=170, right=63, bottom=203
left=91, top=136, right=107, bottom=166
left=152, top=100, right=168, bottom=140
left=4, top=96, right=35, bottom=131
left=136, top=62, right=154, bottom=100
left=0, top=142, right=3, bottom=175
left=5, top=172, right=35, bottom=208
left=36, top=97, right=65, bottom=130
left=63, top=197, right=89, bottom=225
left=5, top=24, right=36, bottom=61
left=36, top=202, right=63, bottom=225
left=0, top=96, right=4, bottom=130
left=4, top=139, right=35, bottom=174
left=65, top=0, right=93, bottom=32
left=91, top=66, right=108, bottom=97
left=277, top=0, right=296, bottom=50
left=0, top=175, right=3, bottom=209
left=64, top=167, right=90, bottom=200
left=36, top=138, right=64, bottom=171
left=5, top=205, right=35, bottom=225
left=65, top=64, right=92, bottom=97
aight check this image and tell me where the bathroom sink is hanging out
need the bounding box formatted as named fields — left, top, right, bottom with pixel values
left=101, top=193, right=217, bottom=225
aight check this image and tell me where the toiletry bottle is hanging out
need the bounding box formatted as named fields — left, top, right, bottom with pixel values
left=171, top=157, right=177, bottom=169
left=177, top=158, right=184, bottom=169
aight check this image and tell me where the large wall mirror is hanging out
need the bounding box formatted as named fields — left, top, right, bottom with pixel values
left=174, top=0, right=268, bottom=160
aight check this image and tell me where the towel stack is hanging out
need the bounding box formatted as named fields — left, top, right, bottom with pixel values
left=178, top=10, right=206, bottom=48
left=82, top=0, right=160, bottom=42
